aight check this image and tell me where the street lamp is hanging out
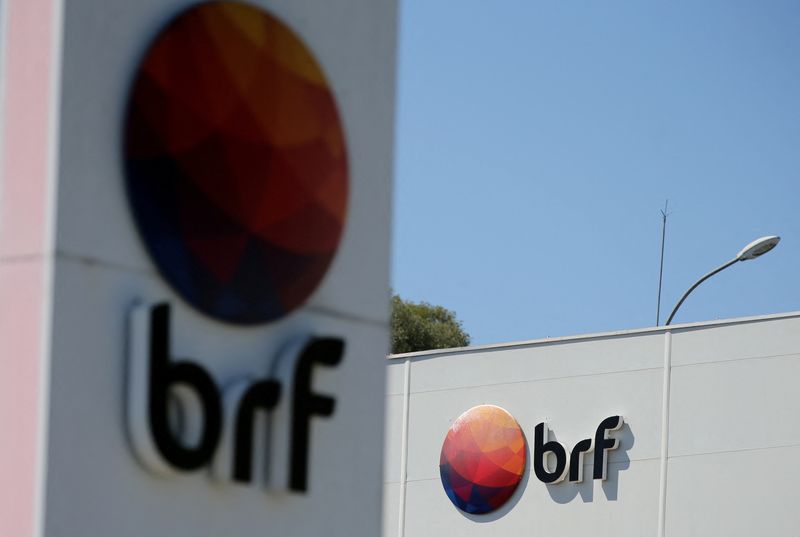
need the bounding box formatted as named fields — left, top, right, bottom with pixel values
left=664, top=235, right=780, bottom=326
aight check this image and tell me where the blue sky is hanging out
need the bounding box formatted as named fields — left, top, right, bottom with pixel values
left=391, top=1, right=800, bottom=345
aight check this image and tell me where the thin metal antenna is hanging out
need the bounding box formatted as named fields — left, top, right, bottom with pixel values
left=656, top=200, right=670, bottom=326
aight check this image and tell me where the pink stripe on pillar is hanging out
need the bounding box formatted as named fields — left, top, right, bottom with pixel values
left=0, top=0, right=58, bottom=535
left=0, top=263, right=47, bottom=537
left=0, top=0, right=54, bottom=256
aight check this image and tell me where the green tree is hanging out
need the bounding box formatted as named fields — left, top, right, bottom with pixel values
left=390, top=294, right=470, bottom=354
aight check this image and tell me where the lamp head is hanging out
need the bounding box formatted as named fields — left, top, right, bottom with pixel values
left=736, top=236, right=780, bottom=261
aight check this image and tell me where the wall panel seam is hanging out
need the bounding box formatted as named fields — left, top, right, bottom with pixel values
left=669, top=441, right=800, bottom=460
left=397, top=359, right=410, bottom=537
left=671, top=351, right=800, bottom=369
left=657, top=331, right=672, bottom=537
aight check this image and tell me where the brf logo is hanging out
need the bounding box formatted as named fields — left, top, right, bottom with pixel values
left=124, top=0, right=347, bottom=325
left=439, top=405, right=624, bottom=514
left=122, top=1, right=349, bottom=493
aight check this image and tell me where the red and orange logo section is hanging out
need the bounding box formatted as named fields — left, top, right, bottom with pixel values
left=124, top=1, right=347, bottom=324
left=439, top=405, right=527, bottom=514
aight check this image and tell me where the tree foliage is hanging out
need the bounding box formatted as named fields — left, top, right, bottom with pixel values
left=390, top=294, right=470, bottom=354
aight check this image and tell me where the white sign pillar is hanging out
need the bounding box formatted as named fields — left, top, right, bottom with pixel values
left=0, top=1, right=397, bottom=536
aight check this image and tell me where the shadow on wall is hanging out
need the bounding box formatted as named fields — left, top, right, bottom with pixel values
left=546, top=422, right=634, bottom=504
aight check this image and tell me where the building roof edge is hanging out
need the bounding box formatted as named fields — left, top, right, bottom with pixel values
left=386, top=310, right=800, bottom=361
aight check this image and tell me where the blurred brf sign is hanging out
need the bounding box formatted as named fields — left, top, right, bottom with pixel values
left=127, top=303, right=345, bottom=493
left=1, top=0, right=394, bottom=535
left=121, top=1, right=351, bottom=493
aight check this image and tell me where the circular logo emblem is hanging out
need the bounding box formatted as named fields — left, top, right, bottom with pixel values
left=439, top=405, right=527, bottom=514
left=123, top=1, right=348, bottom=324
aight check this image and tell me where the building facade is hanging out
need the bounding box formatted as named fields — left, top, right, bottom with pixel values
left=385, top=312, right=800, bottom=536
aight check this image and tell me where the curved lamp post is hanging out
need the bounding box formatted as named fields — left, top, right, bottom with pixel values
left=665, top=235, right=780, bottom=326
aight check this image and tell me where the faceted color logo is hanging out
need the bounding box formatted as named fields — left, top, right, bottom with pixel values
left=439, top=405, right=527, bottom=514
left=124, top=1, right=348, bottom=324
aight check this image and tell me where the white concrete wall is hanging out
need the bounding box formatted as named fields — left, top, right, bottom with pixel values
left=385, top=312, right=800, bottom=537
